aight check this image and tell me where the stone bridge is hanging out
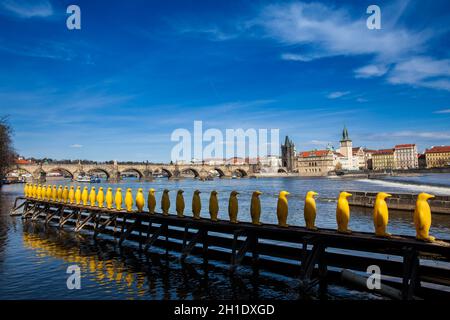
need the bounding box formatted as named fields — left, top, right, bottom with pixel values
left=9, top=162, right=258, bottom=182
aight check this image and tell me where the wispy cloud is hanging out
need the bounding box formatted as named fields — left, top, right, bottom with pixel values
left=327, top=91, right=350, bottom=99
left=251, top=1, right=450, bottom=91
left=1, top=0, right=53, bottom=18
left=69, top=144, right=83, bottom=148
left=387, top=57, right=450, bottom=91
left=434, top=109, right=450, bottom=114
left=354, top=64, right=388, bottom=79
left=371, top=131, right=450, bottom=140
left=178, top=26, right=239, bottom=41
left=280, top=53, right=323, bottom=62
left=255, top=1, right=427, bottom=61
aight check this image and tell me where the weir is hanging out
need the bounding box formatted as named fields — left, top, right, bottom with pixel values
left=10, top=195, right=450, bottom=300
left=346, top=191, right=450, bottom=214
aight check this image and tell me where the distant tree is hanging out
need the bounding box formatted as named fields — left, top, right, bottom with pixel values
left=0, top=117, right=15, bottom=185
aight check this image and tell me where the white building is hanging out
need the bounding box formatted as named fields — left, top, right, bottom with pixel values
left=336, top=126, right=360, bottom=170
left=394, top=144, right=418, bottom=169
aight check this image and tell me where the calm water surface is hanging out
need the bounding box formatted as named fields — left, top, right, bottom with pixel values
left=1, top=175, right=449, bottom=300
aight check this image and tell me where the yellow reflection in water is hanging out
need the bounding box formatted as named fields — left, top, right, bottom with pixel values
left=22, top=233, right=148, bottom=299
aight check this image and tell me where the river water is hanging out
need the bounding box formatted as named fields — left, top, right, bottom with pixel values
left=1, top=174, right=449, bottom=300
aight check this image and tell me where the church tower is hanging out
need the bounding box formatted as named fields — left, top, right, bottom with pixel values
left=339, top=126, right=353, bottom=161
left=281, top=136, right=296, bottom=172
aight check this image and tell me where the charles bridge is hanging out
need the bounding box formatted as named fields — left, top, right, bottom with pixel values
left=10, top=161, right=260, bottom=181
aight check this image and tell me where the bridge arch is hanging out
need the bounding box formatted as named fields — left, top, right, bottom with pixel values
left=86, top=168, right=111, bottom=180
left=277, top=168, right=288, bottom=174
left=181, top=168, right=200, bottom=178
left=160, top=168, right=173, bottom=178
left=213, top=168, right=226, bottom=178
left=233, top=168, right=248, bottom=177
left=47, top=167, right=75, bottom=179
left=120, top=168, right=144, bottom=179
left=6, top=166, right=33, bottom=176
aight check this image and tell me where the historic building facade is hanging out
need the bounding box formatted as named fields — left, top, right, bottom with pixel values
left=425, top=146, right=450, bottom=168
left=297, top=149, right=337, bottom=176
left=281, top=136, right=297, bottom=172
left=394, top=144, right=418, bottom=169
left=372, top=149, right=395, bottom=170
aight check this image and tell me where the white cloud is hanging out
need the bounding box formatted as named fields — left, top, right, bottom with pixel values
left=256, top=2, right=427, bottom=62
left=281, top=53, right=323, bottom=62
left=387, top=56, right=450, bottom=91
left=309, top=139, right=331, bottom=145
left=327, top=91, right=350, bottom=99
left=1, top=0, right=53, bottom=18
left=373, top=131, right=450, bottom=140
left=354, top=64, right=388, bottom=78
left=434, top=109, right=450, bottom=114
left=70, top=144, right=83, bottom=148
left=254, top=1, right=450, bottom=91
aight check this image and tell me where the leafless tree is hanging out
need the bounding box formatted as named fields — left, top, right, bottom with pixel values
left=0, top=116, right=15, bottom=185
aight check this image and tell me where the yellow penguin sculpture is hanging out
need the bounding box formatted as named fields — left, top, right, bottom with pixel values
left=41, top=185, right=47, bottom=200
left=161, top=189, right=170, bottom=215
left=148, top=188, right=156, bottom=214
left=304, top=191, right=318, bottom=230
left=52, top=185, right=57, bottom=202
left=89, top=187, right=97, bottom=206
left=192, top=190, right=202, bottom=219
left=414, top=193, right=436, bottom=242
left=209, top=190, right=219, bottom=221
left=136, top=188, right=145, bottom=212
left=68, top=186, right=75, bottom=204
left=250, top=191, right=262, bottom=225
left=115, top=188, right=123, bottom=210
left=336, top=191, right=352, bottom=234
left=46, top=185, right=52, bottom=201
left=29, top=184, right=34, bottom=198
left=34, top=184, right=39, bottom=198
left=277, top=191, right=290, bottom=227
left=75, top=186, right=81, bottom=205
left=176, top=190, right=185, bottom=217
left=97, top=187, right=105, bottom=208
left=43, top=184, right=48, bottom=199
left=62, top=186, right=69, bottom=203
left=125, top=188, right=133, bottom=212
left=373, top=192, right=392, bottom=237
left=81, top=187, right=89, bottom=206
left=57, top=185, right=63, bottom=202
left=37, top=184, right=42, bottom=200
left=228, top=191, right=239, bottom=223
left=105, top=187, right=113, bottom=209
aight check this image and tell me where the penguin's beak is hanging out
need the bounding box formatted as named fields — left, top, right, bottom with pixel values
left=386, top=193, right=392, bottom=198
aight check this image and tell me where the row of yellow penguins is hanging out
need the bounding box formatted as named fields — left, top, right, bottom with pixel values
left=23, top=183, right=437, bottom=242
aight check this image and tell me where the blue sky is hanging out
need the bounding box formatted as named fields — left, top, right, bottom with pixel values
left=1, top=0, right=449, bottom=161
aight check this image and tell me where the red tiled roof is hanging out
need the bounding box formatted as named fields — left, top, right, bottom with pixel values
left=298, top=150, right=330, bottom=158
left=395, top=144, right=416, bottom=149
left=15, top=159, right=30, bottom=165
left=425, top=146, right=450, bottom=154
left=373, top=149, right=394, bottom=155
